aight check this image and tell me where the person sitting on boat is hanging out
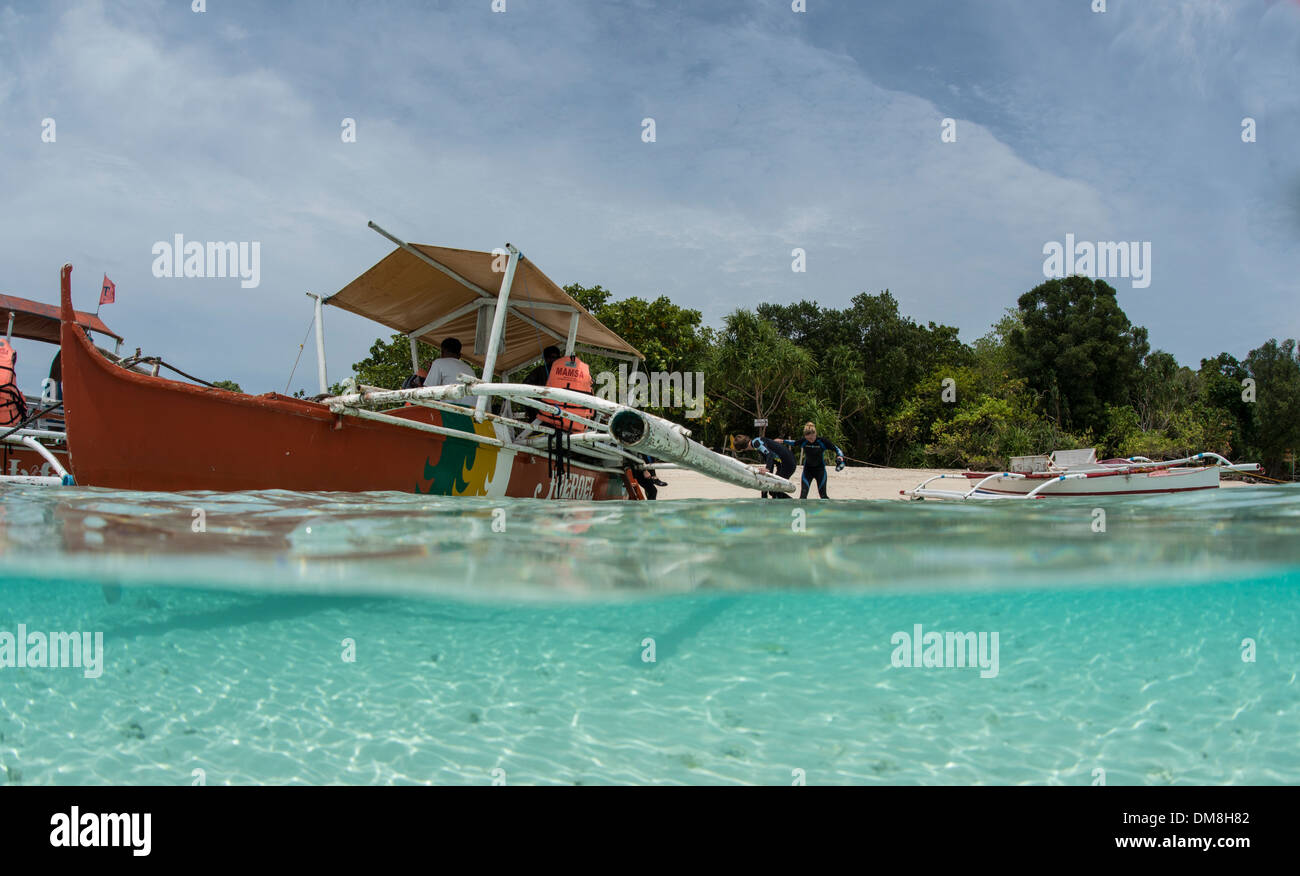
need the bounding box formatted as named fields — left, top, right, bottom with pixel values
left=631, top=453, right=667, bottom=499
left=523, top=346, right=562, bottom=387
left=782, top=423, right=844, bottom=499
left=734, top=433, right=796, bottom=499
left=423, top=338, right=476, bottom=406
left=516, top=351, right=595, bottom=441
left=401, top=361, right=428, bottom=390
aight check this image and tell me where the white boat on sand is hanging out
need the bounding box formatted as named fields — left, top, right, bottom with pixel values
left=902, top=448, right=1260, bottom=500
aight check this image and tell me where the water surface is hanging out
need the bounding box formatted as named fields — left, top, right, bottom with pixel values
left=1, top=484, right=1296, bottom=784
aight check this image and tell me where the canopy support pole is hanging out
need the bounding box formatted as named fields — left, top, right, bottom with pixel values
left=565, top=311, right=579, bottom=356
left=475, top=245, right=519, bottom=419
left=5, top=311, right=12, bottom=343
left=408, top=337, right=420, bottom=374
left=366, top=221, right=498, bottom=300
left=307, top=293, right=327, bottom=394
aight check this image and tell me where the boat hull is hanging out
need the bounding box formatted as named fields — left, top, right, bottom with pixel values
left=58, top=268, right=622, bottom=498
left=962, top=465, right=1221, bottom=496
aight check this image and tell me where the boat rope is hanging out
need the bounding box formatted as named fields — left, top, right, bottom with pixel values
left=284, top=311, right=317, bottom=394
left=0, top=384, right=30, bottom=431
left=154, top=359, right=219, bottom=388
left=0, top=400, right=61, bottom=443
left=738, top=448, right=885, bottom=469
left=546, top=428, right=572, bottom=494
left=841, top=454, right=891, bottom=469
left=118, top=353, right=222, bottom=388
left=1226, top=469, right=1289, bottom=484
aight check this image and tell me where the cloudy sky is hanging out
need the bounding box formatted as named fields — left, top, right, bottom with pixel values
left=1, top=0, right=1296, bottom=395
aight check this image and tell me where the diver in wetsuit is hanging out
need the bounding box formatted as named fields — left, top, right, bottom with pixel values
left=632, top=454, right=666, bottom=500
left=734, top=434, right=796, bottom=498
left=782, top=422, right=844, bottom=499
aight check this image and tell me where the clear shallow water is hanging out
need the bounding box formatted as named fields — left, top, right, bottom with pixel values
left=0, top=484, right=1297, bottom=784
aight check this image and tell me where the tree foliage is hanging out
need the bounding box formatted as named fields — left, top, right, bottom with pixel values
left=333, top=277, right=1297, bottom=478
left=1008, top=276, right=1149, bottom=434
left=350, top=333, right=440, bottom=390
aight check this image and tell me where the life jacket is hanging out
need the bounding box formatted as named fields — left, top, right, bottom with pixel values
left=537, top=354, right=593, bottom=433
left=0, top=340, right=26, bottom=427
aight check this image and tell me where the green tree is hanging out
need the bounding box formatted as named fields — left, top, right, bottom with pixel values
left=211, top=379, right=243, bottom=393
left=1008, top=276, right=1149, bottom=434
left=707, top=310, right=814, bottom=442
left=1198, top=352, right=1255, bottom=459
left=349, top=333, right=440, bottom=390
left=563, top=283, right=713, bottom=426
left=564, top=283, right=613, bottom=315
left=760, top=292, right=967, bottom=460
left=1244, top=338, right=1300, bottom=476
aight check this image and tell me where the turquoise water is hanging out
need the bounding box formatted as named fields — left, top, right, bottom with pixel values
left=0, top=484, right=1297, bottom=785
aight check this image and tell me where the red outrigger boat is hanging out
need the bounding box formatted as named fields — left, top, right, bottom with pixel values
left=51, top=225, right=792, bottom=499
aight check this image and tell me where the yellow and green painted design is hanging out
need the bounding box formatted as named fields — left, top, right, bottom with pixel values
left=415, top=409, right=500, bottom=496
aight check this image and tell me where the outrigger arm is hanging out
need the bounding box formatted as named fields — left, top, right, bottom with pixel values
left=324, top=378, right=796, bottom=494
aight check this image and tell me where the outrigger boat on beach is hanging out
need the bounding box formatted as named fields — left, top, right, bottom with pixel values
left=902, top=448, right=1261, bottom=500
left=49, top=222, right=794, bottom=499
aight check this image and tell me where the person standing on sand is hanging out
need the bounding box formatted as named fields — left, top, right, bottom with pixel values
left=782, top=422, right=844, bottom=499
left=734, top=434, right=796, bottom=498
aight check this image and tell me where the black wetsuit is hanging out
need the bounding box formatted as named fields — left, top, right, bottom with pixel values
left=783, top=437, right=843, bottom=499
left=751, top=437, right=796, bottom=499
left=632, top=454, right=659, bottom=500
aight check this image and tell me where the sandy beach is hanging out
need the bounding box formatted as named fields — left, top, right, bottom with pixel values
left=654, top=464, right=1255, bottom=500
left=650, top=465, right=959, bottom=500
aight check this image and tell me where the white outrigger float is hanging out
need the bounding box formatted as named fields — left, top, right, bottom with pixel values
left=902, top=448, right=1261, bottom=500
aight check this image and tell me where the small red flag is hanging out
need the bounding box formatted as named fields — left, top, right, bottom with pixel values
left=99, top=274, right=116, bottom=305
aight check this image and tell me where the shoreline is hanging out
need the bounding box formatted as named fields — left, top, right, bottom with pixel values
left=651, top=465, right=1254, bottom=501
left=649, top=465, right=960, bottom=501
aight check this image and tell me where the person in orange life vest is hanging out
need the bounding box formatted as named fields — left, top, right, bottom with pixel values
left=523, top=346, right=562, bottom=387
left=0, top=339, right=28, bottom=427
left=517, top=352, right=592, bottom=441
left=537, top=353, right=593, bottom=433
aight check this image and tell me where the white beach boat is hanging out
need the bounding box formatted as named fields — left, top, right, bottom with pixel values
left=902, top=448, right=1261, bottom=500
